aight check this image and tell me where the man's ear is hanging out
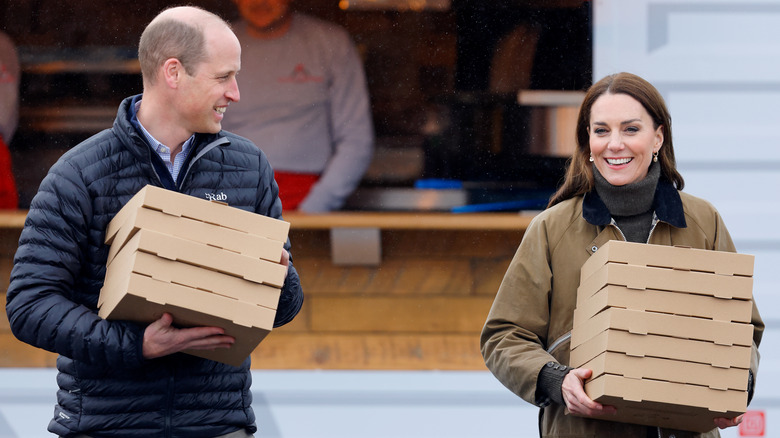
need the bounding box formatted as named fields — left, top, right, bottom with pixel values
left=162, top=58, right=183, bottom=88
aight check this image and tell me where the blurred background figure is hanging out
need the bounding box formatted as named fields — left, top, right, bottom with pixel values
left=224, top=0, right=375, bottom=212
left=0, top=31, right=19, bottom=209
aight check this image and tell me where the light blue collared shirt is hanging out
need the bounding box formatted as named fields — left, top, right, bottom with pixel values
left=134, top=100, right=193, bottom=182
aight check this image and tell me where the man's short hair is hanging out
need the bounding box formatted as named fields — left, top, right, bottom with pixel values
left=138, top=8, right=227, bottom=85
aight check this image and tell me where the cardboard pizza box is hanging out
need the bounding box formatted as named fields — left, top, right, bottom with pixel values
left=580, top=240, right=754, bottom=282
left=106, top=185, right=289, bottom=245
left=573, top=284, right=753, bottom=326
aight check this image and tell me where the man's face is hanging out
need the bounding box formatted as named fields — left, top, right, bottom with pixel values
left=233, top=0, right=292, bottom=31
left=176, top=24, right=241, bottom=134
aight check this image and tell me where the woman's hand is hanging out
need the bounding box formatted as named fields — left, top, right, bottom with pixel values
left=561, top=368, right=617, bottom=417
left=714, top=414, right=744, bottom=429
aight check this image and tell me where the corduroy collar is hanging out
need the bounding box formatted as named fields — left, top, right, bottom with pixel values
left=583, top=177, right=687, bottom=228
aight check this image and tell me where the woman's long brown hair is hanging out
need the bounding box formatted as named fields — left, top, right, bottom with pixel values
left=547, top=72, right=684, bottom=208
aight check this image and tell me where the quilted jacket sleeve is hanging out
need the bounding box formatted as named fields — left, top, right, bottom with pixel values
left=254, top=149, right=304, bottom=328
left=6, top=159, right=147, bottom=370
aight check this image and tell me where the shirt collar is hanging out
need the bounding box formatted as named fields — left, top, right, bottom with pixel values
left=130, top=97, right=194, bottom=156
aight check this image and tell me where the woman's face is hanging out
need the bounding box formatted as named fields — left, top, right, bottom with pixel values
left=588, top=93, right=664, bottom=186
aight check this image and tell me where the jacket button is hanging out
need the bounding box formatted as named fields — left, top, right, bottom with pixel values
left=591, top=245, right=598, bottom=253
left=669, top=435, right=676, bottom=438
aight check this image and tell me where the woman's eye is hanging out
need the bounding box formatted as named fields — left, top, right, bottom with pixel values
left=625, top=126, right=639, bottom=133
left=593, top=128, right=607, bottom=135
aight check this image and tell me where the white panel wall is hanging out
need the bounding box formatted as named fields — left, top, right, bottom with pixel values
left=594, top=0, right=780, bottom=433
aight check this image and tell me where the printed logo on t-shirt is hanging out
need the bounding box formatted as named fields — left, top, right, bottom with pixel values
left=278, top=63, right=323, bottom=83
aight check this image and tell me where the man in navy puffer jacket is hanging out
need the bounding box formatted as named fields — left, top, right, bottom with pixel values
left=6, top=6, right=303, bottom=438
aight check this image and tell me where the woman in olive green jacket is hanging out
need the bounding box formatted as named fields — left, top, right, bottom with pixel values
left=480, top=72, right=763, bottom=438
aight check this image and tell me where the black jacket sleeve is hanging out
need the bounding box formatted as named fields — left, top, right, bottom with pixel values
left=6, top=158, right=147, bottom=370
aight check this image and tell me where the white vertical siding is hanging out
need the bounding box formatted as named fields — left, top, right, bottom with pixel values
left=593, top=0, right=780, bottom=426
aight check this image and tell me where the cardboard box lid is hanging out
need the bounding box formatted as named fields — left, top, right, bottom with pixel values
left=98, top=272, right=273, bottom=367
left=107, top=242, right=281, bottom=309
left=573, top=284, right=754, bottom=326
left=571, top=308, right=754, bottom=349
left=585, top=374, right=747, bottom=433
left=578, top=263, right=753, bottom=305
left=584, top=374, right=746, bottom=433
left=106, top=206, right=285, bottom=265
left=109, top=228, right=287, bottom=288
left=106, top=185, right=290, bottom=244
left=569, top=328, right=752, bottom=370
left=99, top=272, right=276, bottom=329
left=581, top=351, right=748, bottom=391
left=581, top=240, right=754, bottom=281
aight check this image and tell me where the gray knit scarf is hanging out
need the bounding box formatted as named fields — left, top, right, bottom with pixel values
left=593, top=162, right=661, bottom=243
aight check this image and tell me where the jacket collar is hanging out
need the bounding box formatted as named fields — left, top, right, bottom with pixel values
left=582, top=177, right=686, bottom=228
left=119, top=94, right=225, bottom=152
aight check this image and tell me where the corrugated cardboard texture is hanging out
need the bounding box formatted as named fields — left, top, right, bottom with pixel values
left=569, top=329, right=752, bottom=370
left=577, top=262, right=753, bottom=305
left=573, top=285, right=753, bottom=326
left=106, top=184, right=289, bottom=244
left=581, top=240, right=754, bottom=281
left=99, top=272, right=276, bottom=366
left=106, top=206, right=284, bottom=265
left=113, top=228, right=287, bottom=288
left=581, top=351, right=748, bottom=391
left=570, top=308, right=754, bottom=349
left=106, top=238, right=281, bottom=309
left=583, top=374, right=746, bottom=433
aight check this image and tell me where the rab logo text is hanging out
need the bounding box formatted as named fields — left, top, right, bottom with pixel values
left=205, top=192, right=227, bottom=202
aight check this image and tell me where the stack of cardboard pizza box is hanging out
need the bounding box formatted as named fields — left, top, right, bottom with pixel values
left=99, top=185, right=289, bottom=366
left=570, top=240, right=755, bottom=432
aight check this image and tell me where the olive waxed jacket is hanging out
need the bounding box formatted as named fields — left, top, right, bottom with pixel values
left=480, top=179, right=763, bottom=438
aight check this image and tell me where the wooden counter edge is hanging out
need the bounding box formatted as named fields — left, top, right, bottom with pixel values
left=0, top=210, right=537, bottom=231
left=282, top=211, right=536, bottom=230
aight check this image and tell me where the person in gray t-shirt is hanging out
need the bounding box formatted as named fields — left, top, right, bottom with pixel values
left=225, top=0, right=374, bottom=212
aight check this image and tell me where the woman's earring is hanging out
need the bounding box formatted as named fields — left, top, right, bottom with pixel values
left=589, top=155, right=594, bottom=162
left=653, top=151, right=659, bottom=163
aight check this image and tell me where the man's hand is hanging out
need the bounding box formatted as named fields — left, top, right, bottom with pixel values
left=281, top=248, right=290, bottom=270
left=562, top=368, right=617, bottom=417
left=714, top=414, right=744, bottom=429
left=142, top=313, right=235, bottom=359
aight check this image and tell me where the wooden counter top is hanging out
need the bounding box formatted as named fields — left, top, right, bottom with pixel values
left=0, top=209, right=532, bottom=370
left=282, top=211, right=536, bottom=230
left=0, top=211, right=26, bottom=229
left=0, top=210, right=537, bottom=231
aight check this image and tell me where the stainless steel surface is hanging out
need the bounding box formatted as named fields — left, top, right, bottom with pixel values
left=343, top=186, right=552, bottom=212
left=338, top=0, right=450, bottom=11
left=345, top=188, right=468, bottom=211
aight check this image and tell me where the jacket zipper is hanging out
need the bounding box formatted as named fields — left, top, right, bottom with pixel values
left=547, top=332, right=571, bottom=354
left=609, top=219, right=628, bottom=242
left=608, top=213, right=660, bottom=244
left=177, top=137, right=228, bottom=189
left=646, top=214, right=660, bottom=243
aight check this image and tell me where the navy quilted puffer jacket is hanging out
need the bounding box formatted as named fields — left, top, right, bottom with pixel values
left=6, top=95, right=303, bottom=438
